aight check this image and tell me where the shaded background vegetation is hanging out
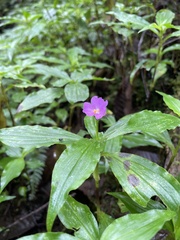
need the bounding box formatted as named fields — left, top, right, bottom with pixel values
left=0, top=0, right=180, bottom=239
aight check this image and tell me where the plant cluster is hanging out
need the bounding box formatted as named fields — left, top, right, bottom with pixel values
left=0, top=1, right=180, bottom=239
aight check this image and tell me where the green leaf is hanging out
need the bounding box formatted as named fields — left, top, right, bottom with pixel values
left=17, top=88, right=64, bottom=112
left=100, top=209, right=175, bottom=240
left=107, top=10, right=149, bottom=30
left=174, top=207, right=180, bottom=239
left=84, top=116, right=97, bottom=138
left=157, top=91, right=180, bottom=116
left=112, top=26, right=133, bottom=38
left=104, top=114, right=132, bottom=140
left=104, top=137, right=121, bottom=153
left=146, top=131, right=174, bottom=152
left=109, top=153, right=180, bottom=210
left=98, top=211, right=114, bottom=236
left=0, top=195, right=15, bottom=204
left=104, top=110, right=180, bottom=140
left=163, top=44, right=180, bottom=55
left=59, top=195, right=99, bottom=240
left=64, top=83, right=89, bottom=103
left=70, top=69, right=93, bottom=82
left=0, top=126, right=81, bottom=150
left=156, top=9, right=175, bottom=25
left=153, top=63, right=167, bottom=82
left=110, top=192, right=165, bottom=214
left=138, top=23, right=159, bottom=35
left=17, top=232, right=76, bottom=240
left=130, top=60, right=146, bottom=84
left=122, top=133, right=162, bottom=148
left=125, top=110, right=180, bottom=134
left=0, top=158, right=25, bottom=193
left=167, top=31, right=180, bottom=39
left=46, top=138, right=102, bottom=231
left=29, top=64, right=71, bottom=79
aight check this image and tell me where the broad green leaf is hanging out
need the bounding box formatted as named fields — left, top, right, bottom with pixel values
left=104, top=114, right=132, bottom=140
left=156, top=9, right=175, bottom=25
left=110, top=192, right=165, bottom=214
left=0, top=158, right=25, bottom=193
left=84, top=116, right=97, bottom=138
left=0, top=125, right=81, bottom=150
left=0, top=195, right=15, bottom=204
left=163, top=44, right=180, bottom=54
left=52, top=79, right=70, bottom=87
left=70, top=69, right=93, bottom=82
left=46, top=138, right=102, bottom=231
left=100, top=209, right=175, bottom=240
left=104, top=137, right=121, bottom=153
left=109, top=153, right=180, bottom=210
left=122, top=133, right=162, bottom=148
left=59, top=195, right=99, bottom=240
left=107, top=10, right=149, bottom=30
left=125, top=110, right=180, bottom=134
left=17, top=232, right=76, bottom=240
left=64, top=83, right=89, bottom=103
left=157, top=91, right=180, bottom=116
left=17, top=88, right=63, bottom=112
left=104, top=110, right=180, bottom=140
left=29, top=64, right=71, bottom=79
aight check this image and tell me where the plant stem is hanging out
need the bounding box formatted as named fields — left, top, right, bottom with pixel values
left=167, top=139, right=180, bottom=170
left=151, top=29, right=164, bottom=89
left=95, top=119, right=99, bottom=140
left=93, top=163, right=100, bottom=218
left=68, top=105, right=74, bottom=131
left=1, top=83, right=15, bottom=126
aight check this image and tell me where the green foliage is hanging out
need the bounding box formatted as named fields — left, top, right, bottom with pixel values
left=59, top=195, right=99, bottom=239
left=0, top=1, right=180, bottom=239
left=100, top=209, right=175, bottom=240
left=46, top=138, right=102, bottom=231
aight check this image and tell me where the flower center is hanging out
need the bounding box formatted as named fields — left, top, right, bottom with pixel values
left=93, top=108, right=100, bottom=114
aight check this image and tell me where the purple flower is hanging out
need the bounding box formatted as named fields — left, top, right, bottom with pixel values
left=82, top=96, right=108, bottom=119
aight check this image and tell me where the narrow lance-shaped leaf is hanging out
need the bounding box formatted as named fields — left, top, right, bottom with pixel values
left=162, top=44, right=180, bottom=55
left=130, top=60, right=146, bottom=84
left=59, top=195, right=99, bottom=240
left=109, top=153, right=180, bottom=210
left=100, top=209, right=175, bottom=240
left=0, top=125, right=82, bottom=150
left=46, top=138, right=102, bottom=231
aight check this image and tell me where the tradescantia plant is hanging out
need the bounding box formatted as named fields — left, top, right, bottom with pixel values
left=0, top=92, right=180, bottom=239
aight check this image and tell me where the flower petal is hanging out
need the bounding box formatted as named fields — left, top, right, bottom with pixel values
left=82, top=102, right=94, bottom=116
left=82, top=96, right=108, bottom=119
